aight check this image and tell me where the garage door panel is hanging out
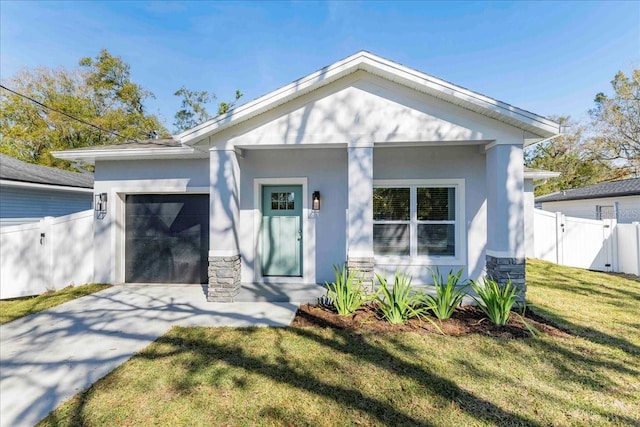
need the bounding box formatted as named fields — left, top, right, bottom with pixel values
left=125, top=194, right=209, bottom=284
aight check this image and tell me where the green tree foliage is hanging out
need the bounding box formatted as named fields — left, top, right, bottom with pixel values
left=0, top=49, right=166, bottom=168
left=173, top=88, right=242, bottom=132
left=173, top=87, right=213, bottom=132
left=590, top=69, right=640, bottom=172
left=525, top=117, right=626, bottom=196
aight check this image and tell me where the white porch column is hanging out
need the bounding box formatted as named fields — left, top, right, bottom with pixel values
left=346, top=142, right=375, bottom=291
left=524, top=179, right=535, bottom=258
left=208, top=148, right=241, bottom=302
left=485, top=143, right=526, bottom=302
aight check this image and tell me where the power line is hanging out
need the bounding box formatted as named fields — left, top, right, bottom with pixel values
left=0, top=84, right=123, bottom=139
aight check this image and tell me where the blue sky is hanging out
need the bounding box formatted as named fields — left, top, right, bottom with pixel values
left=1, top=1, right=638, bottom=132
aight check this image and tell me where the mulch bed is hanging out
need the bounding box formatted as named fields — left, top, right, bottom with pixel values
left=292, top=303, right=569, bottom=339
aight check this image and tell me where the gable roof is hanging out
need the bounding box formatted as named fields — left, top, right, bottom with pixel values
left=54, top=51, right=562, bottom=165
left=176, top=51, right=561, bottom=146
left=536, top=178, right=640, bottom=203
left=0, top=153, right=94, bottom=189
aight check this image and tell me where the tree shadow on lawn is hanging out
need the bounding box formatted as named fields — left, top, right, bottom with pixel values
left=299, top=317, right=639, bottom=422
left=37, top=283, right=639, bottom=427
left=44, top=326, right=543, bottom=427
left=160, top=329, right=543, bottom=426
left=527, top=304, right=640, bottom=357
left=42, top=321, right=640, bottom=426
left=533, top=269, right=640, bottom=302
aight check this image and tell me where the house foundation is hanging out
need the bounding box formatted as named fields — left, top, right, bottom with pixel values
left=485, top=255, right=526, bottom=305
left=347, top=257, right=375, bottom=293
left=207, top=255, right=241, bottom=302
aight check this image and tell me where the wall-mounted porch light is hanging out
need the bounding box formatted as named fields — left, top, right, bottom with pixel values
left=95, top=192, right=108, bottom=219
left=312, top=191, right=321, bottom=211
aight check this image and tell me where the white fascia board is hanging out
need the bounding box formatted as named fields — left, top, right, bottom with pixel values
left=177, top=51, right=560, bottom=145
left=358, top=55, right=560, bottom=137
left=524, top=171, right=561, bottom=180
left=0, top=179, right=94, bottom=193
left=52, top=146, right=200, bottom=165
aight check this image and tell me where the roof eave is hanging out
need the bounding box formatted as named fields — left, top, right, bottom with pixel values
left=52, top=146, right=201, bottom=165
left=524, top=171, right=561, bottom=180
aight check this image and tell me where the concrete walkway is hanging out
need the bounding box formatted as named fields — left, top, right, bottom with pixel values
left=1, top=284, right=320, bottom=427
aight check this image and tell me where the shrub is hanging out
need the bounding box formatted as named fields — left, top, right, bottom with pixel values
left=470, top=276, right=517, bottom=326
left=424, top=268, right=468, bottom=320
left=375, top=271, right=426, bottom=324
left=324, top=264, right=370, bottom=315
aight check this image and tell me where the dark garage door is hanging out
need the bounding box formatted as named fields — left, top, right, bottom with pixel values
left=125, top=194, right=209, bottom=284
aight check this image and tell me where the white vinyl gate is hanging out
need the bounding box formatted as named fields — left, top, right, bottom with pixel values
left=561, top=216, right=615, bottom=271
left=1, top=210, right=94, bottom=299
left=533, top=209, right=631, bottom=273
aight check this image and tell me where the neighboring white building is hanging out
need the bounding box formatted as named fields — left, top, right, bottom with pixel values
left=0, top=154, right=94, bottom=227
left=54, top=51, right=561, bottom=302
left=536, top=178, right=640, bottom=224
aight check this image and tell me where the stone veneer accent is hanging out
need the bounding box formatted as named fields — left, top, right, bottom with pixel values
left=207, top=255, right=241, bottom=302
left=347, top=257, right=375, bottom=293
left=485, top=255, right=526, bottom=304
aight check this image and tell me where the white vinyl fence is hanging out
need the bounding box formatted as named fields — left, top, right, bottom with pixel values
left=534, top=208, right=639, bottom=275
left=1, top=210, right=94, bottom=299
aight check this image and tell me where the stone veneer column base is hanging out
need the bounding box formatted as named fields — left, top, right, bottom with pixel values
left=207, top=255, right=241, bottom=302
left=485, top=255, right=526, bottom=305
left=347, top=257, right=375, bottom=294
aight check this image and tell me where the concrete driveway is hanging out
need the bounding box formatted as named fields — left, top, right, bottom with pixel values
left=0, top=284, right=313, bottom=427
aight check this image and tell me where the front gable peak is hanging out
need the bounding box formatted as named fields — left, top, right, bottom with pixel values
left=177, top=51, right=560, bottom=146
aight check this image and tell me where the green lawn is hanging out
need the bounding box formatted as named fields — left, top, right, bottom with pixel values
left=40, top=261, right=640, bottom=426
left=0, top=284, right=111, bottom=324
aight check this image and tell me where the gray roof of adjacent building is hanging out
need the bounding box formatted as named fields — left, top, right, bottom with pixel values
left=0, top=153, right=94, bottom=189
left=536, top=178, right=640, bottom=203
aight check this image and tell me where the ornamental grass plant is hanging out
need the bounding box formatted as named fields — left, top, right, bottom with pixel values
left=324, top=264, right=371, bottom=315
left=424, top=268, right=468, bottom=320
left=470, top=276, right=518, bottom=326
left=375, top=271, right=426, bottom=324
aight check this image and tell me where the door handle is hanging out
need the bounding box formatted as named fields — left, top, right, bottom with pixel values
left=297, top=230, right=302, bottom=241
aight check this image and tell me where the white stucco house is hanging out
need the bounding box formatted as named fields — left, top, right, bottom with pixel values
left=537, top=178, right=640, bottom=224
left=54, top=51, right=561, bottom=302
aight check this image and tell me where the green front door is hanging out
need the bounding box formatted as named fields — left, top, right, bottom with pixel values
left=262, top=185, right=302, bottom=276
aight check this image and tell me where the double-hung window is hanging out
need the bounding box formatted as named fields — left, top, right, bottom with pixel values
left=373, top=180, right=464, bottom=261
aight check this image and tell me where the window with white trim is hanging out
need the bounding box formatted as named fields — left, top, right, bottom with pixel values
left=373, top=181, right=461, bottom=258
